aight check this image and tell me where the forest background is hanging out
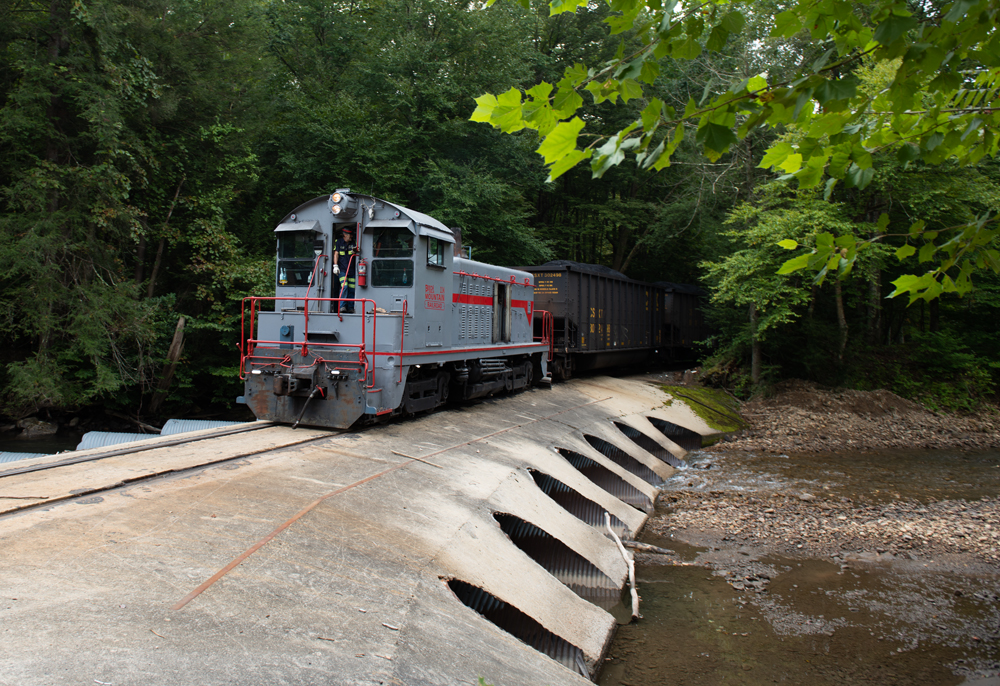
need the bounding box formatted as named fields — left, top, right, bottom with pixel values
left=1, top=0, right=998, bottom=424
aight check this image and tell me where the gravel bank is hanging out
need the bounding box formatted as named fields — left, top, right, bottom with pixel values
left=705, top=379, right=1000, bottom=453
left=651, top=490, right=1000, bottom=566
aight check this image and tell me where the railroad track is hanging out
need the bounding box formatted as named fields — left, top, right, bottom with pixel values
left=0, top=422, right=337, bottom=517
left=0, top=421, right=280, bottom=479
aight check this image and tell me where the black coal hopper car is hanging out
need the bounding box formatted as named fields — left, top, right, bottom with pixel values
left=520, top=261, right=708, bottom=379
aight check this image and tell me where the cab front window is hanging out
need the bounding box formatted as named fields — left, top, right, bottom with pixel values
left=277, top=232, right=316, bottom=286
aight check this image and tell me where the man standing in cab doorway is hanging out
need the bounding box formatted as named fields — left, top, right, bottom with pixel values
left=334, top=225, right=358, bottom=313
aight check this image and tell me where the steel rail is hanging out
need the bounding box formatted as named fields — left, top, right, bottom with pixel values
left=0, top=422, right=277, bottom=479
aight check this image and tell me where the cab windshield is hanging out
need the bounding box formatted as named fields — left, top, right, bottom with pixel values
left=277, top=231, right=316, bottom=286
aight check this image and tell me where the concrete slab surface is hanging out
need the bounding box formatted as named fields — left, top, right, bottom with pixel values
left=0, top=377, right=711, bottom=686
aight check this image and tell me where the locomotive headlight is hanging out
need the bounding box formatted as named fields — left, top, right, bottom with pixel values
left=328, top=188, right=357, bottom=218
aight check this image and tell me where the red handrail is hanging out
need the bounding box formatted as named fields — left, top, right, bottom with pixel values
left=533, top=309, right=554, bottom=362
left=304, top=254, right=328, bottom=303
left=398, top=298, right=408, bottom=383
left=241, top=295, right=388, bottom=389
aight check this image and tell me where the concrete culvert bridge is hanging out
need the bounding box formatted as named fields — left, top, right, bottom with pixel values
left=0, top=377, right=716, bottom=685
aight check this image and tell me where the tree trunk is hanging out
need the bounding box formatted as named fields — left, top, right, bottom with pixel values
left=835, top=280, right=848, bottom=363
left=149, top=317, right=186, bottom=414
left=749, top=303, right=761, bottom=384
left=612, top=223, right=630, bottom=272
left=929, top=298, right=940, bottom=333
left=39, top=0, right=69, bottom=359
left=147, top=237, right=167, bottom=298
left=146, top=178, right=184, bottom=298
left=868, top=268, right=881, bottom=343
left=135, top=235, right=146, bottom=284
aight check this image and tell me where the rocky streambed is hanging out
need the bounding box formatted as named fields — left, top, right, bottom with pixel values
left=599, top=380, right=1000, bottom=686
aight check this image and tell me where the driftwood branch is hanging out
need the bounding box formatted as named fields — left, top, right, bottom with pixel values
left=606, top=512, right=640, bottom=621
left=104, top=409, right=161, bottom=434
left=622, top=540, right=674, bottom=555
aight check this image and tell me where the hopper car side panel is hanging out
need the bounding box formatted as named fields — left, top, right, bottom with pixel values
left=523, top=263, right=705, bottom=378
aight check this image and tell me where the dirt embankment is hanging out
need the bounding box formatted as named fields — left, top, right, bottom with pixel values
left=707, top=379, right=1000, bottom=453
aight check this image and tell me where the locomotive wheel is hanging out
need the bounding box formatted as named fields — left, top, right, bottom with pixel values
left=438, top=373, right=449, bottom=403
left=523, top=361, right=533, bottom=387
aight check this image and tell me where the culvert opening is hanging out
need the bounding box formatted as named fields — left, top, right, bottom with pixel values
left=582, top=434, right=663, bottom=485
left=446, top=578, right=589, bottom=677
left=528, top=470, right=629, bottom=538
left=646, top=416, right=703, bottom=451
left=493, top=513, right=622, bottom=610
left=556, top=448, right=653, bottom=512
left=613, top=422, right=685, bottom=467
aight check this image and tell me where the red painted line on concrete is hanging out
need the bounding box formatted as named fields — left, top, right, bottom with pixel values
left=171, top=395, right=612, bottom=611
left=171, top=461, right=412, bottom=611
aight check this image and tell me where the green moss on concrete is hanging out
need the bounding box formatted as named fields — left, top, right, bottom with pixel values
left=660, top=385, right=745, bottom=433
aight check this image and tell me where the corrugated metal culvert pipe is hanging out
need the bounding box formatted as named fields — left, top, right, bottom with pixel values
left=528, top=470, right=630, bottom=538
left=613, top=421, right=686, bottom=467
left=493, top=513, right=623, bottom=610
left=583, top=434, right=664, bottom=485
left=555, top=448, right=653, bottom=512
left=446, top=579, right=590, bottom=678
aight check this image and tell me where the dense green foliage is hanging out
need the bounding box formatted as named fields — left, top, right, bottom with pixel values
left=0, top=0, right=997, bottom=420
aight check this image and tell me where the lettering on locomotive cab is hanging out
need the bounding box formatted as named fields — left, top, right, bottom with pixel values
left=425, top=285, right=445, bottom=310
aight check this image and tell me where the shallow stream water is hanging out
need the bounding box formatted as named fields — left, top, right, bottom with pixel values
left=598, top=449, right=1000, bottom=685
left=676, top=448, right=1000, bottom=504
left=0, top=432, right=80, bottom=455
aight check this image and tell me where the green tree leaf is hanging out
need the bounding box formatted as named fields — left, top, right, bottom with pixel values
left=537, top=117, right=586, bottom=164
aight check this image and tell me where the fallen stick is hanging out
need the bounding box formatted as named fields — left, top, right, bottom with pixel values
left=105, top=409, right=162, bottom=435
left=0, top=495, right=49, bottom=500
left=622, top=540, right=676, bottom=555
left=606, top=512, right=640, bottom=621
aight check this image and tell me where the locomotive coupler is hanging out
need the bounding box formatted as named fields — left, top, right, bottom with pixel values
left=274, top=364, right=324, bottom=397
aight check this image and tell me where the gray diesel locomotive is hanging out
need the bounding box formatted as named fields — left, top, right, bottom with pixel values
left=238, top=190, right=552, bottom=429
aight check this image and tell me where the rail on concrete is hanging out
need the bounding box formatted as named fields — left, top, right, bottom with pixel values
left=0, top=377, right=716, bottom=686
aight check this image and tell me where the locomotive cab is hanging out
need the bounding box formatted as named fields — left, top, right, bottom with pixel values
left=239, top=190, right=550, bottom=429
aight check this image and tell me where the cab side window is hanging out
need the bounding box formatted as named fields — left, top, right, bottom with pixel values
left=427, top=237, right=445, bottom=267
left=372, top=227, right=414, bottom=287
